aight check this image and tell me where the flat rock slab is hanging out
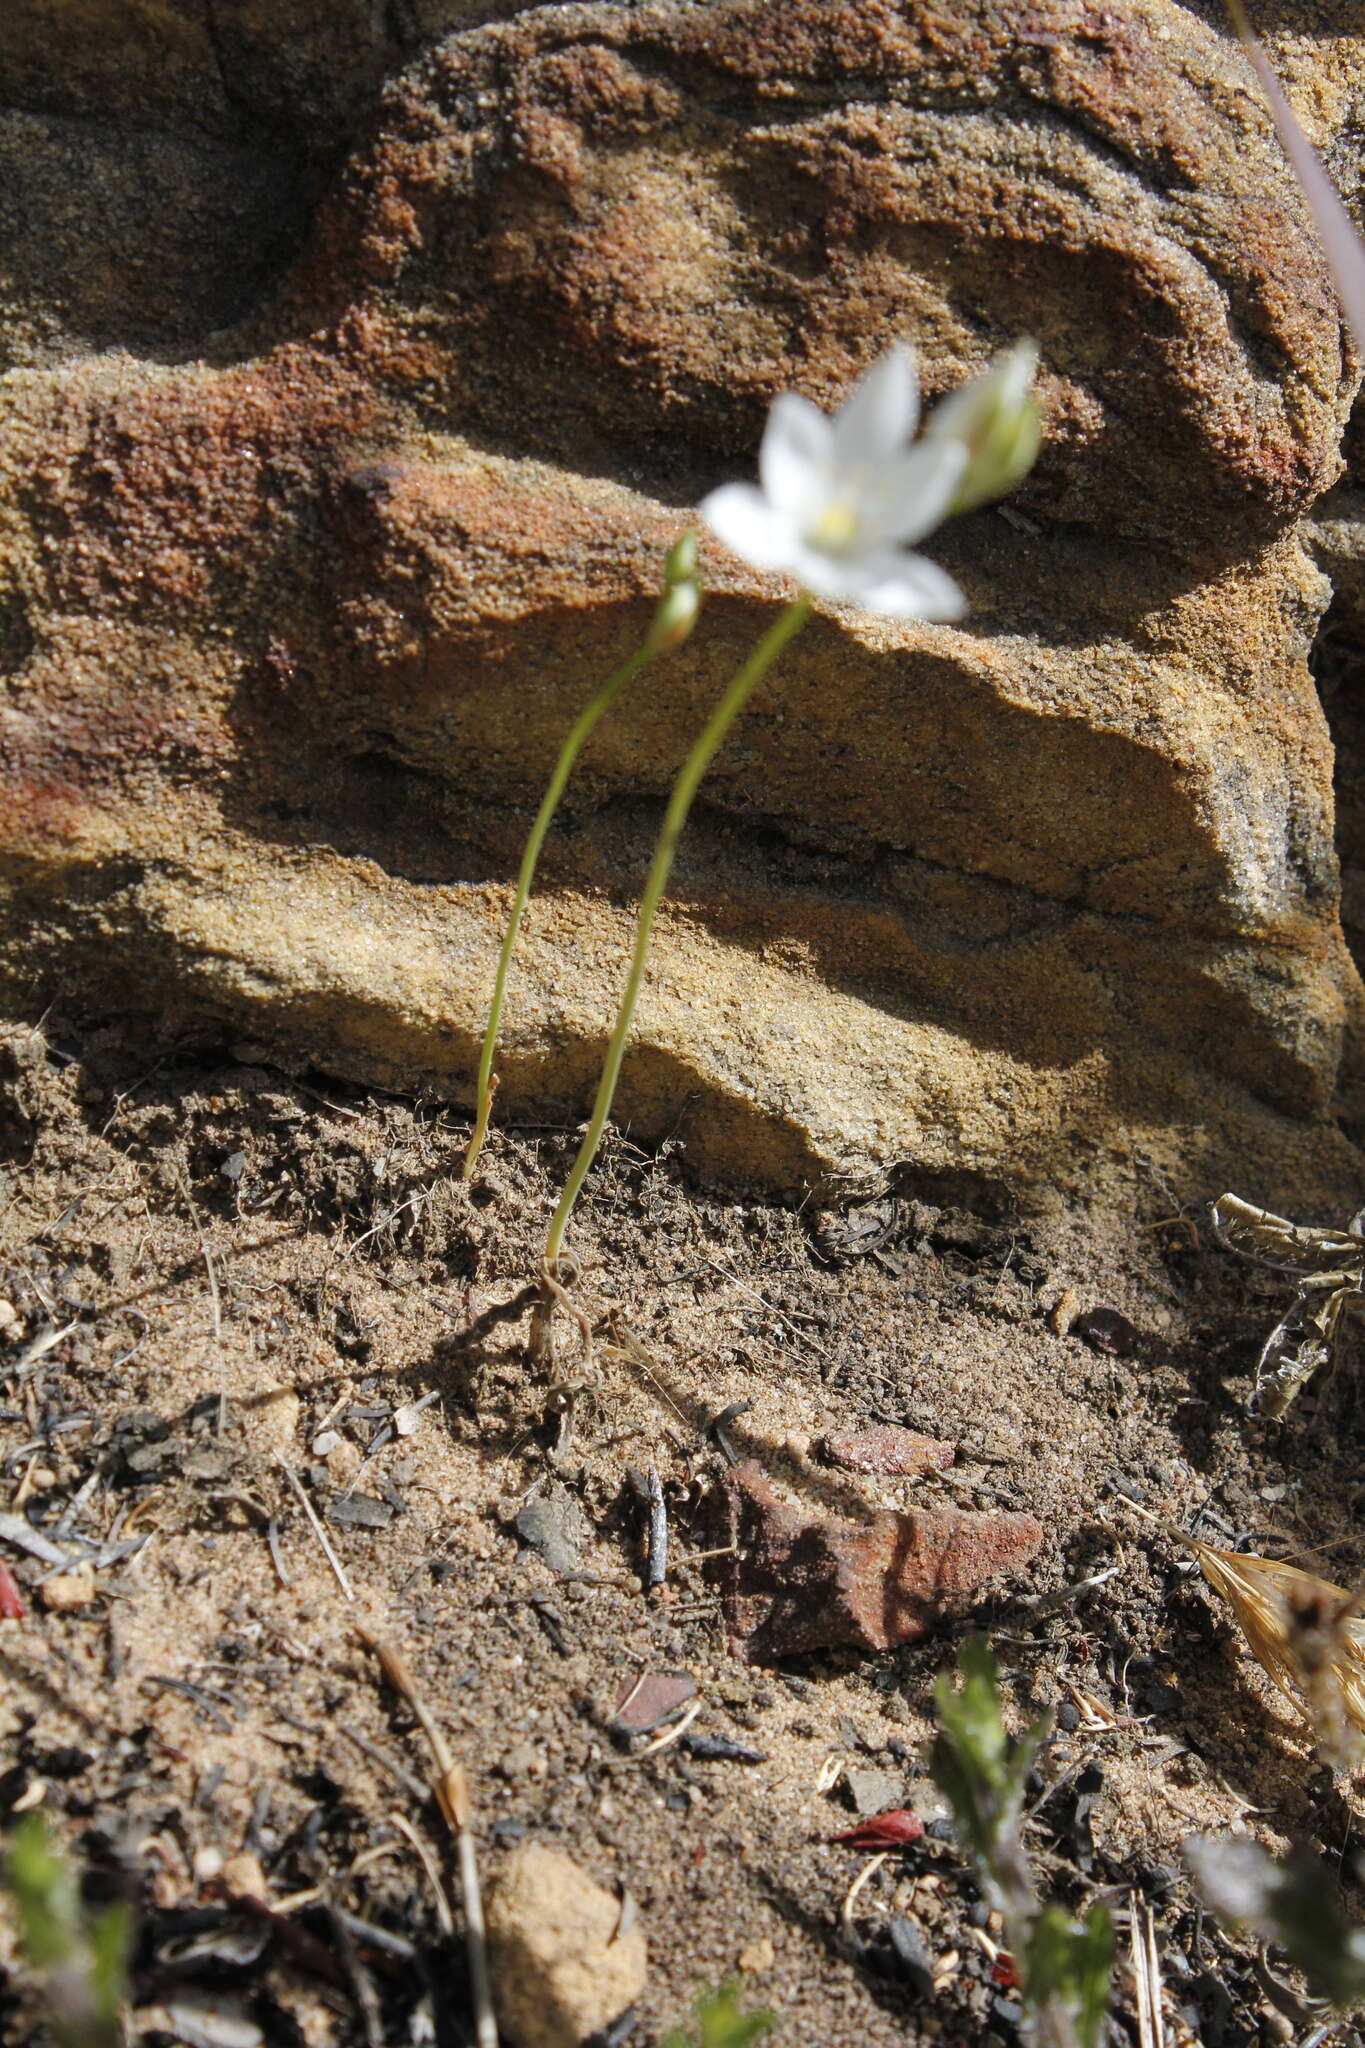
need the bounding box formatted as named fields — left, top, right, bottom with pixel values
left=713, top=1461, right=1042, bottom=1663
left=817, top=1425, right=957, bottom=1476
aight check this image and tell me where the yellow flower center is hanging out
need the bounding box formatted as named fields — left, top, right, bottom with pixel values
left=809, top=498, right=860, bottom=552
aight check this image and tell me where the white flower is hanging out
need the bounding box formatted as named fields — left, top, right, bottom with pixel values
left=700, top=346, right=969, bottom=620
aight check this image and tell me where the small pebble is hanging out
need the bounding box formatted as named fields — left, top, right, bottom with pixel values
left=39, top=1563, right=97, bottom=1611
left=844, top=1766, right=904, bottom=1816
left=324, top=1437, right=362, bottom=1485
left=1071, top=1306, right=1138, bottom=1358
left=239, top=1384, right=300, bottom=1457
left=220, top=1852, right=267, bottom=1900
left=486, top=1844, right=646, bottom=2048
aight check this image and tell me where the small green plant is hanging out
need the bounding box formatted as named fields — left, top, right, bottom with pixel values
left=661, top=1977, right=777, bottom=2048
left=4, top=1811, right=130, bottom=2048
left=1185, top=1833, right=1365, bottom=2010
left=931, top=1640, right=1113, bottom=2048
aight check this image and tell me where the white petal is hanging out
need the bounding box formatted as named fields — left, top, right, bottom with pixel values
left=844, top=549, right=966, bottom=620
left=759, top=393, right=833, bottom=520
left=781, top=542, right=868, bottom=601
left=857, top=439, right=968, bottom=549
left=699, top=482, right=799, bottom=572
left=832, top=345, right=918, bottom=467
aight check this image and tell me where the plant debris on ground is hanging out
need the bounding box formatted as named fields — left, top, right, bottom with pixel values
left=1, top=1016, right=1365, bottom=2046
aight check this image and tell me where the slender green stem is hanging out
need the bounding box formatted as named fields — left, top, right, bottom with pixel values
left=545, top=594, right=813, bottom=1263
left=462, top=642, right=652, bottom=1178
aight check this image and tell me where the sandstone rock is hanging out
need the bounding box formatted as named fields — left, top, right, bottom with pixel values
left=818, top=1426, right=956, bottom=1477
left=713, top=1459, right=1043, bottom=1662
left=0, top=1, right=1363, bottom=1211
left=486, top=1842, right=646, bottom=2048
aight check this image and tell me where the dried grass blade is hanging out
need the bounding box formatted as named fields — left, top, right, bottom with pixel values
left=1226, top=0, right=1365, bottom=353
left=1186, top=1538, right=1365, bottom=1768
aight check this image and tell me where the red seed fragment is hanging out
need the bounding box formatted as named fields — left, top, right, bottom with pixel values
left=0, top=1562, right=22, bottom=1619
left=830, top=1809, right=926, bottom=1849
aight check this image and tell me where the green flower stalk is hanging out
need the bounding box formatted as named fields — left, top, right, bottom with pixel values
left=462, top=531, right=700, bottom=1178
left=544, top=338, right=1041, bottom=1263
left=544, top=593, right=812, bottom=1264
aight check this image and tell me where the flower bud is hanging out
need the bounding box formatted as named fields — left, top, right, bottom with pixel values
left=926, top=342, right=1042, bottom=517
left=663, top=527, right=699, bottom=589
left=644, top=533, right=701, bottom=655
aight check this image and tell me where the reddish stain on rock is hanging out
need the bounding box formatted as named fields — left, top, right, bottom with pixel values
left=713, top=1462, right=1042, bottom=1664
left=817, top=1425, right=956, bottom=1477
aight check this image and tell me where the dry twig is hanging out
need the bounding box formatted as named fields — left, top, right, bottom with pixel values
left=276, top=1457, right=353, bottom=1602
left=358, top=1630, right=498, bottom=2048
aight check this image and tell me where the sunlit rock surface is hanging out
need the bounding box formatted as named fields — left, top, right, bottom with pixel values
left=1, top=0, right=1363, bottom=1205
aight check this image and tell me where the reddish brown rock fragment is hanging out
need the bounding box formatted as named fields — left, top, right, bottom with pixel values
left=713, top=1461, right=1042, bottom=1664
left=817, top=1425, right=956, bottom=1477
left=610, top=1671, right=696, bottom=1738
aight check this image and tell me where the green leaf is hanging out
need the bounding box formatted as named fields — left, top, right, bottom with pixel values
left=88, top=1902, right=132, bottom=2032
left=1071, top=1904, right=1116, bottom=2048
left=930, top=1639, right=1050, bottom=1883
left=4, top=1812, right=129, bottom=2048
left=7, top=1813, right=82, bottom=1973
left=661, top=1978, right=777, bottom=2048
left=1023, top=1903, right=1114, bottom=2048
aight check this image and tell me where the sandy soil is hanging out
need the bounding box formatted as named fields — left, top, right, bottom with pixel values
left=0, top=1013, right=1361, bottom=2048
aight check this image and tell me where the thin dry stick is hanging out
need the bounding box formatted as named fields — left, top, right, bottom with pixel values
left=1129, top=1894, right=1165, bottom=2048
left=391, top=1810, right=456, bottom=1939
left=645, top=1467, right=668, bottom=1590
left=840, top=1849, right=891, bottom=1946
left=634, top=1696, right=703, bottom=1759
left=326, top=1896, right=384, bottom=2048
left=358, top=1630, right=498, bottom=2048
left=201, top=1234, right=226, bottom=1434
left=276, top=1456, right=354, bottom=1602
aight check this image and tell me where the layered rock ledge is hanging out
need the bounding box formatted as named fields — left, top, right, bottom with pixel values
left=1, top=0, right=1363, bottom=1206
